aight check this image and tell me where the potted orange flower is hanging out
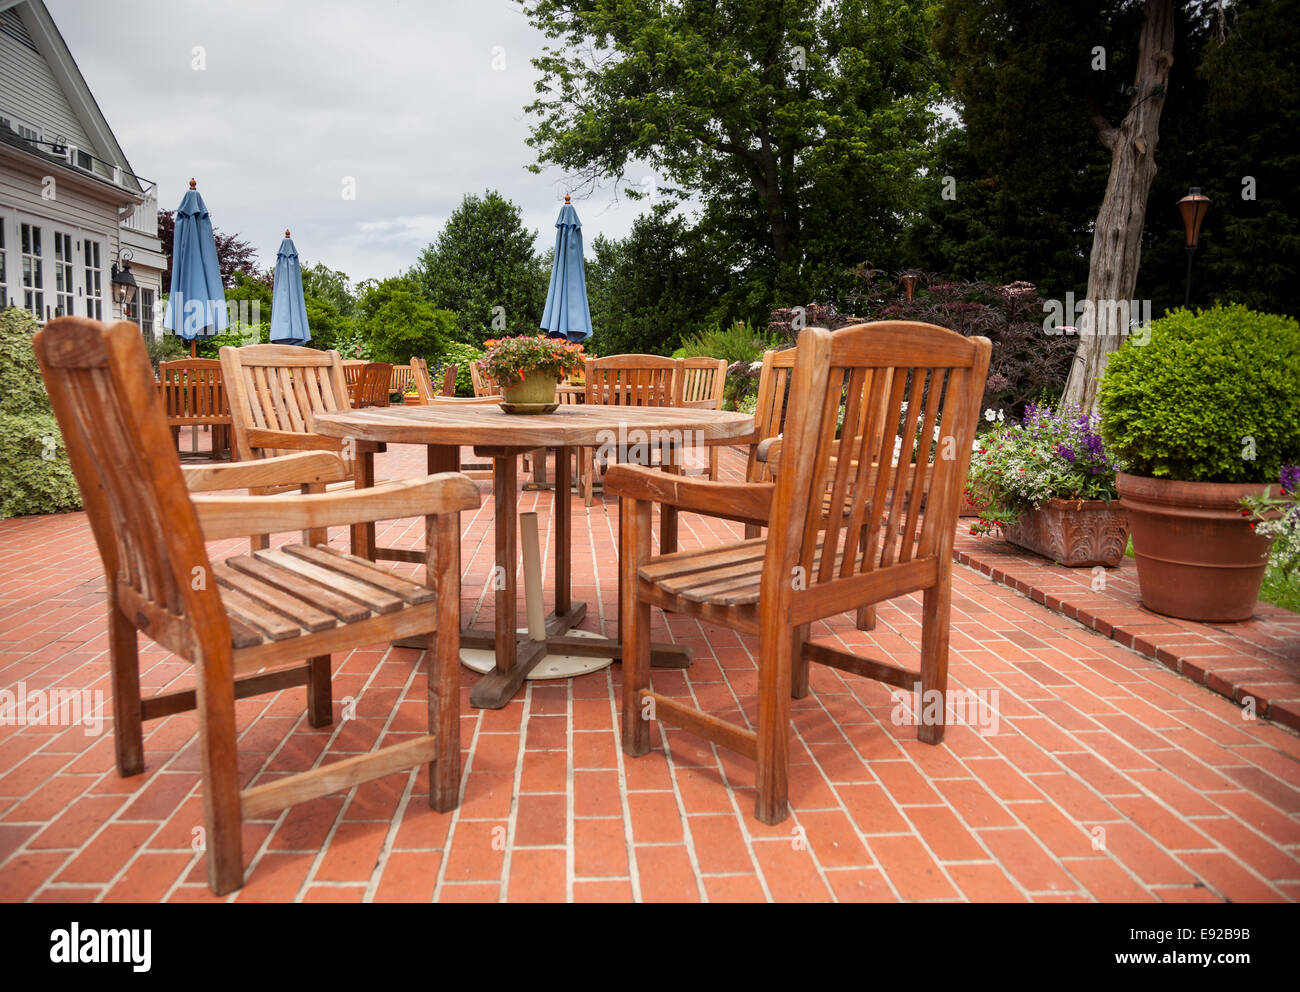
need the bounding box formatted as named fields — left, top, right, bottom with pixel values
left=480, top=335, right=586, bottom=409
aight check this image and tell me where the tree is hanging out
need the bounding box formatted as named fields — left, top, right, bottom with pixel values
left=412, top=191, right=547, bottom=346
left=356, top=276, right=455, bottom=365
left=585, top=205, right=727, bottom=355
left=157, top=209, right=262, bottom=290
left=518, top=0, right=939, bottom=306
left=1062, top=0, right=1177, bottom=410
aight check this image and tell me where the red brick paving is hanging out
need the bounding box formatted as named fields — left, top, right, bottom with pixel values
left=956, top=530, right=1300, bottom=731
left=0, top=442, right=1296, bottom=901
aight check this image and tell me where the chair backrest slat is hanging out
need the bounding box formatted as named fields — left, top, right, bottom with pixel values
left=765, top=322, right=990, bottom=613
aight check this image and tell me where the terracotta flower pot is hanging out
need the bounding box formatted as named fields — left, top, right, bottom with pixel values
left=1116, top=472, right=1273, bottom=622
left=502, top=375, right=558, bottom=406
left=1000, top=498, right=1129, bottom=567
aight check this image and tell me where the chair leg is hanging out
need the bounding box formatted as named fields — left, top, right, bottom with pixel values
left=305, top=656, right=332, bottom=727
left=743, top=522, right=762, bottom=540
left=917, top=578, right=952, bottom=745
left=250, top=534, right=269, bottom=553
left=856, top=604, right=877, bottom=631
left=108, top=604, right=144, bottom=777
left=620, top=498, right=652, bottom=756
left=708, top=446, right=719, bottom=481
left=754, top=626, right=793, bottom=825
left=194, top=650, right=243, bottom=896
left=428, top=512, right=462, bottom=812
left=583, top=447, right=594, bottom=506
left=791, top=623, right=811, bottom=699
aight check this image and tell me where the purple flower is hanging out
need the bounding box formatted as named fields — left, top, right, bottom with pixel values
left=1281, top=465, right=1300, bottom=495
left=1056, top=444, right=1076, bottom=463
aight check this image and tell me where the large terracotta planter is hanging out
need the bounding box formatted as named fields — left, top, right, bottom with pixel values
left=1001, top=498, right=1129, bottom=568
left=501, top=375, right=558, bottom=406
left=1116, top=472, right=1273, bottom=622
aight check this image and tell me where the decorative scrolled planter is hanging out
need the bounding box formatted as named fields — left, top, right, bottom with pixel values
left=1000, top=498, right=1129, bottom=568
left=1115, top=472, right=1273, bottom=622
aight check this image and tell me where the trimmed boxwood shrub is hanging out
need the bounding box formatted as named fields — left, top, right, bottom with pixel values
left=0, top=308, right=84, bottom=518
left=1098, top=304, right=1300, bottom=483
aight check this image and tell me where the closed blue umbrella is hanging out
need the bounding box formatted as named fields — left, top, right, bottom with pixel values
left=539, top=194, right=592, bottom=342
left=163, top=178, right=228, bottom=355
left=270, top=229, right=310, bottom=346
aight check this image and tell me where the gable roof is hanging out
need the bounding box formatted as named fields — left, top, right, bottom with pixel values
left=8, top=0, right=145, bottom=194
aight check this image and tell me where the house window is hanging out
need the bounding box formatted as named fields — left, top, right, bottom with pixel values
left=0, top=109, right=42, bottom=145
left=84, top=240, right=102, bottom=320
left=53, top=231, right=74, bottom=317
left=140, top=288, right=155, bottom=337
left=20, top=222, right=43, bottom=320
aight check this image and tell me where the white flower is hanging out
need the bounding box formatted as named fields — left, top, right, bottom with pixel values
left=984, top=408, right=996, bottom=422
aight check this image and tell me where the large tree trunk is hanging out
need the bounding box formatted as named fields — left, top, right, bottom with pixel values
left=1061, top=0, right=1176, bottom=412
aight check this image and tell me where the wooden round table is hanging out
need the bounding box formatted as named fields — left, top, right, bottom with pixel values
left=313, top=403, right=755, bottom=708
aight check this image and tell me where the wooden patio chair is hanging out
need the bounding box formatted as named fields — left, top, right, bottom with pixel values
left=410, top=357, right=494, bottom=481
left=352, top=362, right=393, bottom=408
left=607, top=321, right=990, bottom=824
left=157, top=357, right=232, bottom=460
left=389, top=363, right=415, bottom=397
left=678, top=357, right=728, bottom=479
left=584, top=354, right=686, bottom=547
left=342, top=358, right=364, bottom=403
left=469, top=360, right=500, bottom=397
left=34, top=317, right=479, bottom=895
left=410, top=356, right=458, bottom=402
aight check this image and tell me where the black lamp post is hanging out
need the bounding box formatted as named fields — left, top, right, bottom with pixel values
left=110, top=247, right=138, bottom=315
left=1178, top=187, right=1211, bottom=309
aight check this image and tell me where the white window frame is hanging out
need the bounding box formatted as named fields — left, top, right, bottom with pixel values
left=83, top=237, right=103, bottom=320
left=19, top=217, right=44, bottom=321
left=52, top=229, right=74, bottom=318
left=0, top=216, right=8, bottom=309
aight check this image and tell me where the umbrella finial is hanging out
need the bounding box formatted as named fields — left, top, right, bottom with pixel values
left=189, top=178, right=197, bottom=190
left=285, top=229, right=291, bottom=238
left=564, top=193, right=571, bottom=204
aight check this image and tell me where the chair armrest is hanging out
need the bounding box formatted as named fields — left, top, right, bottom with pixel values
left=192, top=473, right=481, bottom=541
left=604, top=464, right=773, bottom=526
left=245, top=428, right=344, bottom=453
left=183, top=452, right=349, bottom=492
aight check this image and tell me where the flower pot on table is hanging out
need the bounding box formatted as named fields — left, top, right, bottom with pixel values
left=501, top=375, right=558, bottom=407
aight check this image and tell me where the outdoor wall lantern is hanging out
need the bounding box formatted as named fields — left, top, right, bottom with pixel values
left=110, top=247, right=138, bottom=307
left=1178, top=187, right=1211, bottom=308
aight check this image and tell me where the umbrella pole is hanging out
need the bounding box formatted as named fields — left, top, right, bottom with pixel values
left=191, top=340, right=197, bottom=358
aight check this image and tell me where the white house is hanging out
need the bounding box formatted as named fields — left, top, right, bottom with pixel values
left=0, top=0, right=165, bottom=333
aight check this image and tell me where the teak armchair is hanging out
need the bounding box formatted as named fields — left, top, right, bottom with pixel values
left=607, top=321, right=990, bottom=824
left=34, top=318, right=480, bottom=895
left=352, top=362, right=393, bottom=408
left=678, top=356, right=728, bottom=479
left=157, top=357, right=231, bottom=460
left=410, top=356, right=457, bottom=402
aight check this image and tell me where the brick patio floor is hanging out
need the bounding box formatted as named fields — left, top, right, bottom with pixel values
left=1, top=441, right=1297, bottom=902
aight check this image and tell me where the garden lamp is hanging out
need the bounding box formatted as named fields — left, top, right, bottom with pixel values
left=110, top=248, right=138, bottom=309
left=1178, top=187, right=1211, bottom=309
left=901, top=271, right=920, bottom=300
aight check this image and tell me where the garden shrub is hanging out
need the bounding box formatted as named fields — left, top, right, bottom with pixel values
left=437, top=342, right=485, bottom=397
left=1097, top=304, right=1300, bottom=483
left=843, top=271, right=1075, bottom=420
left=0, top=308, right=83, bottom=518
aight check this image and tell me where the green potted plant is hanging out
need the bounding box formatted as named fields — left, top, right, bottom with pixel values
left=1098, top=304, right=1300, bottom=621
left=965, top=404, right=1127, bottom=566
left=480, top=335, right=586, bottom=410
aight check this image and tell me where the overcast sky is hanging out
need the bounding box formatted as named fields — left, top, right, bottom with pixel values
left=46, top=0, right=656, bottom=283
